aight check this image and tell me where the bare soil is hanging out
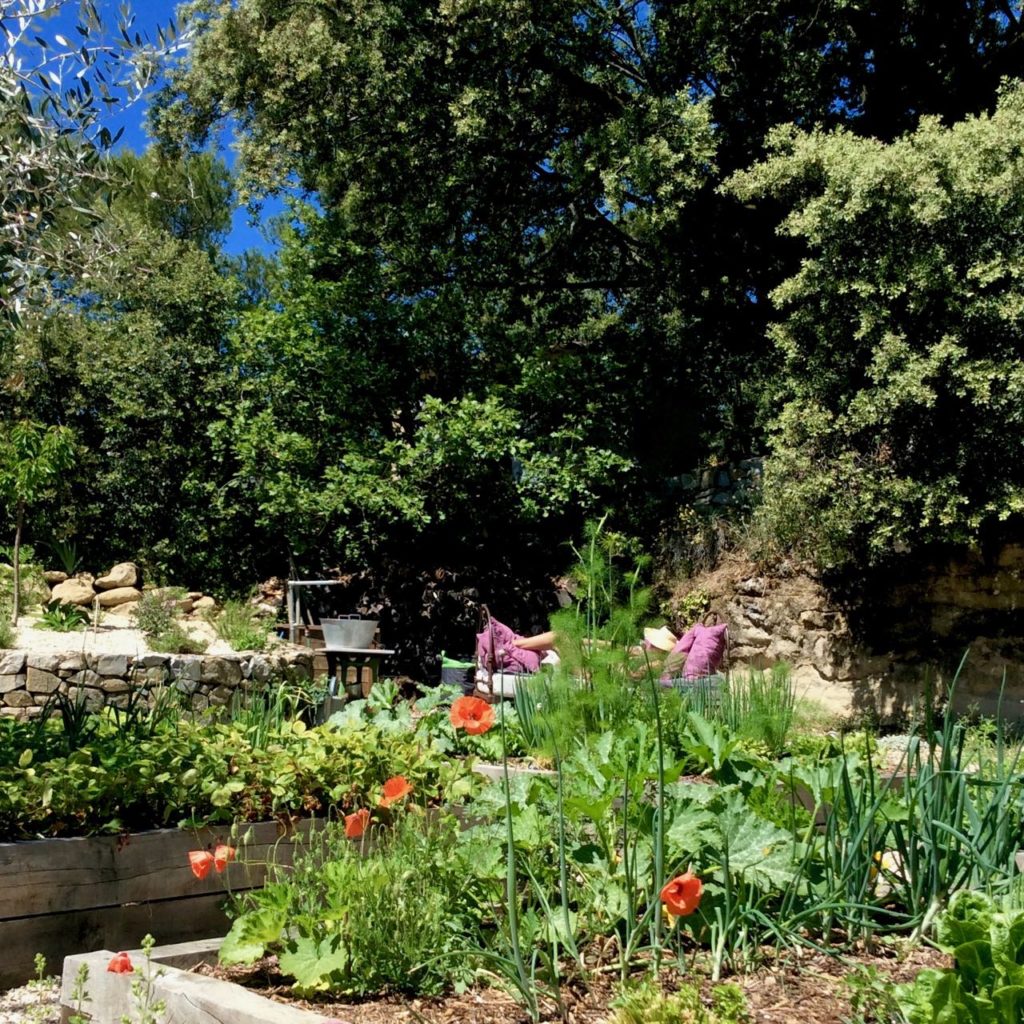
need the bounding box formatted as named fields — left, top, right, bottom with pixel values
left=196, top=944, right=949, bottom=1024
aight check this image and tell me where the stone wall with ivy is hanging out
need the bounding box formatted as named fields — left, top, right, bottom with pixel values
left=0, top=648, right=314, bottom=719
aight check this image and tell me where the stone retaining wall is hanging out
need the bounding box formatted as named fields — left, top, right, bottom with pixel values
left=0, top=648, right=314, bottom=718
left=706, top=544, right=1024, bottom=723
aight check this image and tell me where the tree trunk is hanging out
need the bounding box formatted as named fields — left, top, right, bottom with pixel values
left=11, top=501, right=24, bottom=625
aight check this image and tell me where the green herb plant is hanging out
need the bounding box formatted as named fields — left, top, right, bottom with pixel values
left=35, top=599, right=89, bottom=632
left=126, top=933, right=167, bottom=1024
left=213, top=598, right=270, bottom=652
left=610, top=977, right=750, bottom=1024
left=221, top=813, right=477, bottom=996
left=66, top=962, right=91, bottom=1024
left=843, top=964, right=907, bottom=1024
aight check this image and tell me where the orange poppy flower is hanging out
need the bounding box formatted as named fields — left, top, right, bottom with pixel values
left=660, top=872, right=703, bottom=917
left=449, top=695, right=495, bottom=735
left=379, top=775, right=413, bottom=808
left=106, top=951, right=133, bottom=974
left=345, top=808, right=370, bottom=839
left=214, top=844, right=236, bottom=872
left=188, top=849, right=215, bottom=879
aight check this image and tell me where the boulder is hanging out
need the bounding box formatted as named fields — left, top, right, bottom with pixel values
left=95, top=562, right=139, bottom=590
left=192, top=596, right=217, bottom=612
left=27, top=652, right=61, bottom=673
left=95, top=586, right=143, bottom=608
left=68, top=670, right=103, bottom=688
left=64, top=687, right=104, bottom=711
left=50, top=578, right=96, bottom=606
left=106, top=599, right=140, bottom=618
left=43, top=570, right=68, bottom=585
left=90, top=654, right=129, bottom=677
left=200, top=657, right=242, bottom=687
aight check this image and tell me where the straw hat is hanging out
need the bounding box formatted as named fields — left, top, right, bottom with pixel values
left=643, top=625, right=678, bottom=652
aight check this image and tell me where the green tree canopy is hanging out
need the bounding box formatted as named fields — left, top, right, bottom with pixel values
left=729, top=81, right=1024, bottom=569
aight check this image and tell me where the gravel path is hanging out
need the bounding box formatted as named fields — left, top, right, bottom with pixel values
left=12, top=616, right=270, bottom=659
left=0, top=979, right=60, bottom=1024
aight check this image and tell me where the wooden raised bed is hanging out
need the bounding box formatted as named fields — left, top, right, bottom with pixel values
left=0, top=819, right=317, bottom=990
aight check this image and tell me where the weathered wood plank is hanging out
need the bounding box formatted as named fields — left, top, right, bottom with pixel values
left=2, top=893, right=230, bottom=992
left=0, top=819, right=320, bottom=919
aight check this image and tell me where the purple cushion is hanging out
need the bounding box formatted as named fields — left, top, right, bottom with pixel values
left=475, top=618, right=541, bottom=675
left=661, top=627, right=696, bottom=679
left=661, top=623, right=728, bottom=680
left=682, top=623, right=728, bottom=679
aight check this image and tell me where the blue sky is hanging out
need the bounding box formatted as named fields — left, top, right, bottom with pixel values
left=39, top=0, right=284, bottom=255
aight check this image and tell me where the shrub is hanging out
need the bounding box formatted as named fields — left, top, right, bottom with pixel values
left=0, top=555, right=50, bottom=616
left=134, top=591, right=207, bottom=654
left=148, top=624, right=208, bottom=655
left=35, top=600, right=89, bottom=633
left=133, top=591, right=178, bottom=637
left=0, top=605, right=14, bottom=648
left=213, top=599, right=270, bottom=652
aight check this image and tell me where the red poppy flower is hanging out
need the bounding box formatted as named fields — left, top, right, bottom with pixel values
left=188, top=849, right=215, bottom=879
left=660, top=872, right=703, bottom=917
left=449, top=695, right=495, bottom=735
left=107, top=952, right=133, bottom=974
left=379, top=775, right=413, bottom=808
left=214, top=844, right=236, bottom=872
left=345, top=808, right=370, bottom=839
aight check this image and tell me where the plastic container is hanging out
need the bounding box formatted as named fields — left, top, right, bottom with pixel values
left=441, top=652, right=476, bottom=695
left=320, top=616, right=378, bottom=649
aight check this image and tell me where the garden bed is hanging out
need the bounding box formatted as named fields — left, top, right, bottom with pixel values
left=60, top=937, right=951, bottom=1024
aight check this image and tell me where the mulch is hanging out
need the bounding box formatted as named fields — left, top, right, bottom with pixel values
left=196, top=942, right=949, bottom=1023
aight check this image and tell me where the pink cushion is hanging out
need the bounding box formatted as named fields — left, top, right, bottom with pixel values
left=662, top=623, right=727, bottom=680
left=682, top=623, right=728, bottom=678
left=475, top=618, right=541, bottom=674
left=661, top=627, right=695, bottom=679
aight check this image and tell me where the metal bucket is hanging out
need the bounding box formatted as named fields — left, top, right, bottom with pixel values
left=320, top=616, right=378, bottom=649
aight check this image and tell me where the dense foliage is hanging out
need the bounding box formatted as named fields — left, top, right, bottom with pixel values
left=730, top=83, right=1024, bottom=569
left=3, top=1, right=1024, bottom=665
left=0, top=698, right=474, bottom=840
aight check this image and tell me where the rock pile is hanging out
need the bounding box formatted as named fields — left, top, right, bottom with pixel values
left=41, top=562, right=224, bottom=621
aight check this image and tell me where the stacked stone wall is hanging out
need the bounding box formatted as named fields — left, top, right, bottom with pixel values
left=702, top=544, right=1024, bottom=722
left=0, top=648, right=314, bottom=718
